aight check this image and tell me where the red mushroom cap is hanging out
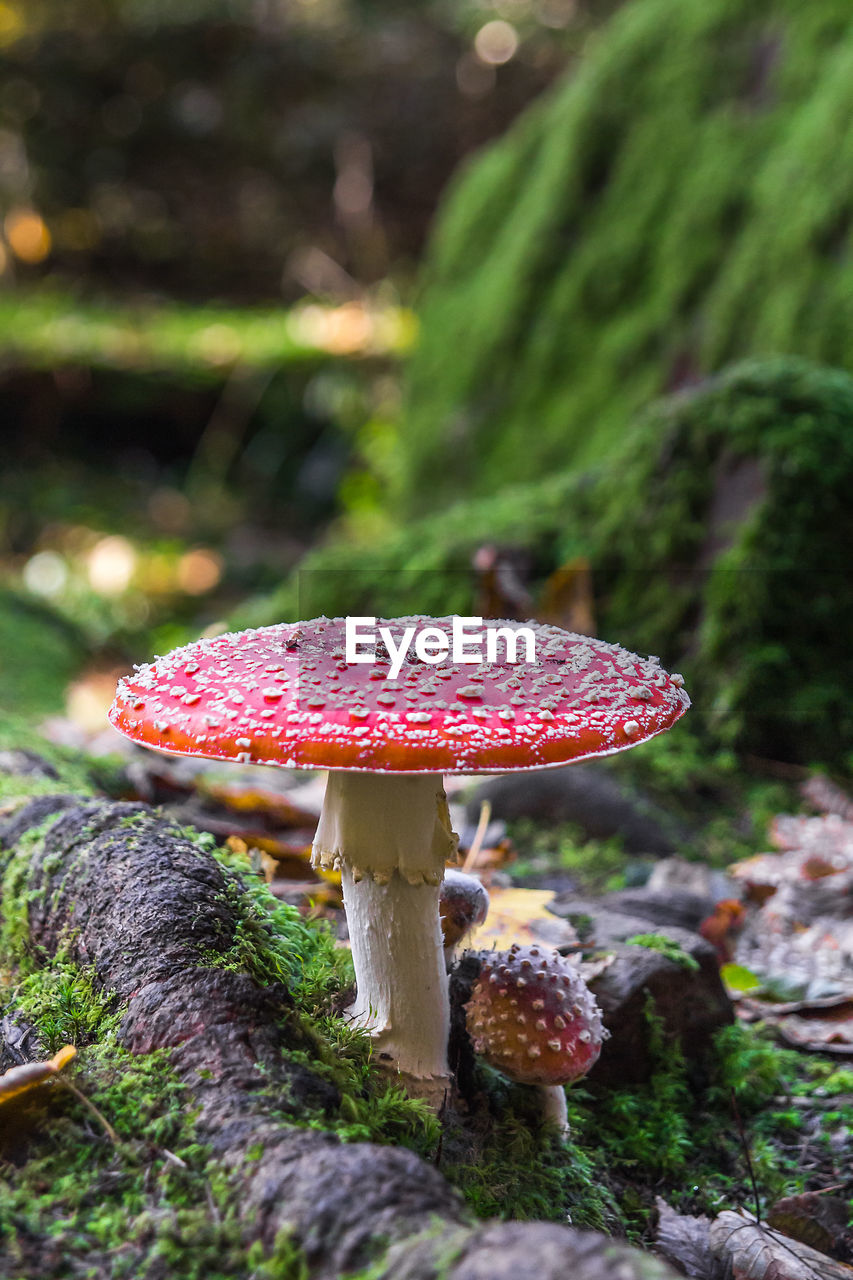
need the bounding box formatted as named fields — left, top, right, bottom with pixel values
left=465, top=944, right=606, bottom=1087
left=109, top=615, right=689, bottom=773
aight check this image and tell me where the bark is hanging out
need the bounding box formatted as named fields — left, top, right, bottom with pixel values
left=0, top=788, right=678, bottom=1280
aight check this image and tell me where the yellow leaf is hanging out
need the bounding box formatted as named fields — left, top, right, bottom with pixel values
left=466, top=886, right=579, bottom=952
left=0, top=1044, right=77, bottom=1107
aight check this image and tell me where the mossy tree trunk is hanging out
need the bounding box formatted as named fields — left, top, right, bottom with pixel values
left=401, top=0, right=853, bottom=515
left=0, top=781, right=677, bottom=1280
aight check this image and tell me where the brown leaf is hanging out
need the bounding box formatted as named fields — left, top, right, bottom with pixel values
left=537, top=556, right=596, bottom=635
left=655, top=1196, right=721, bottom=1279
left=771, top=1007, right=853, bottom=1056
left=198, top=780, right=319, bottom=829
left=472, top=545, right=534, bottom=620
left=710, top=1210, right=853, bottom=1279
left=767, top=1192, right=852, bottom=1262
left=769, top=814, right=853, bottom=858
left=700, top=899, right=747, bottom=963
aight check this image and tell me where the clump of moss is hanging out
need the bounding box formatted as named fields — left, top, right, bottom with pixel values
left=439, top=1097, right=622, bottom=1230
left=0, top=810, right=431, bottom=1277
left=0, top=590, right=85, bottom=721
left=508, top=819, right=631, bottom=893
left=0, top=945, right=241, bottom=1278
left=0, top=715, right=99, bottom=805
left=591, top=359, right=853, bottom=763
left=625, top=935, right=700, bottom=972
left=399, top=0, right=853, bottom=516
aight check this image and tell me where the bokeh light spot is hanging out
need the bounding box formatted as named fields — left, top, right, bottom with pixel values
left=456, top=52, right=496, bottom=99
left=23, top=551, right=68, bottom=597
left=5, top=207, right=51, bottom=263
left=0, top=3, right=24, bottom=48
left=191, top=323, right=242, bottom=366
left=474, top=20, right=519, bottom=66
left=87, top=535, right=137, bottom=595
left=178, top=548, right=223, bottom=595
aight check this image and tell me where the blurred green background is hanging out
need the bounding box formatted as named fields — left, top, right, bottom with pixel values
left=1, top=0, right=851, bottom=772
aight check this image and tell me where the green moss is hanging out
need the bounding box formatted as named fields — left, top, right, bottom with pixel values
left=0, top=814, right=419, bottom=1277
left=707, top=1022, right=799, bottom=1113
left=400, top=0, right=853, bottom=516
left=0, top=817, right=64, bottom=971
left=590, top=359, right=853, bottom=763
left=508, top=819, right=631, bottom=893
left=433, top=1006, right=850, bottom=1235
left=196, top=833, right=441, bottom=1156
left=0, top=589, right=85, bottom=720
left=201, top=834, right=354, bottom=1014
left=588, top=997, right=694, bottom=1182
left=0, top=287, right=410, bottom=378
left=245, top=357, right=853, bottom=767
left=625, top=935, right=701, bottom=972
left=13, top=963, right=121, bottom=1053
left=0, top=954, right=246, bottom=1278
left=0, top=716, right=101, bottom=803
left=3, top=790, right=847, bottom=1263
left=439, top=1098, right=621, bottom=1229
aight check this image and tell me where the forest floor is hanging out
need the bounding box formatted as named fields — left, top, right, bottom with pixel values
left=1, top=699, right=851, bottom=1279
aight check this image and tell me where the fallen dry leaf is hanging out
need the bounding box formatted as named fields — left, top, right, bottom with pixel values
left=224, top=834, right=339, bottom=888
left=198, top=780, right=319, bottom=829
left=466, top=886, right=579, bottom=952
left=537, top=556, right=596, bottom=635
left=0, top=1044, right=77, bottom=1107
left=655, top=1197, right=719, bottom=1280
left=735, top=914, right=853, bottom=1005
left=770, top=814, right=853, bottom=856
left=767, top=1191, right=852, bottom=1262
left=700, top=899, right=747, bottom=963
left=710, top=1209, right=853, bottom=1279
left=730, top=850, right=851, bottom=902
left=472, top=544, right=533, bottom=620
left=800, top=776, right=853, bottom=822
left=769, top=1006, right=853, bottom=1055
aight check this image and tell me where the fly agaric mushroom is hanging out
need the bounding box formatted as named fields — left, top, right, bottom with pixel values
left=440, top=869, right=490, bottom=969
left=465, top=943, right=606, bottom=1135
left=109, top=615, right=688, bottom=1105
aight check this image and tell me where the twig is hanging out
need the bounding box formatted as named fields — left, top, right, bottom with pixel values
left=205, top=1180, right=222, bottom=1227
left=160, top=1148, right=188, bottom=1170
left=731, top=1087, right=761, bottom=1224
left=61, top=1078, right=119, bottom=1145
left=462, top=800, right=492, bottom=872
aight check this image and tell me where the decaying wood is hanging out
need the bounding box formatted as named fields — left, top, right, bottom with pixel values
left=0, top=790, right=679, bottom=1280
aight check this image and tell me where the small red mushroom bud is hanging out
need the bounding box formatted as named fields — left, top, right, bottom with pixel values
left=465, top=944, right=607, bottom=1136
left=439, top=869, right=490, bottom=968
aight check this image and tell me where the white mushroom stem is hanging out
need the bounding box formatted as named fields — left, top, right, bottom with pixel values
left=312, top=771, right=459, bottom=1104
left=539, top=1084, right=570, bottom=1139
left=342, top=867, right=449, bottom=1090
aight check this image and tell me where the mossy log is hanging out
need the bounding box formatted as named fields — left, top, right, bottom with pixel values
left=0, top=785, right=678, bottom=1280
left=401, top=0, right=853, bottom=513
